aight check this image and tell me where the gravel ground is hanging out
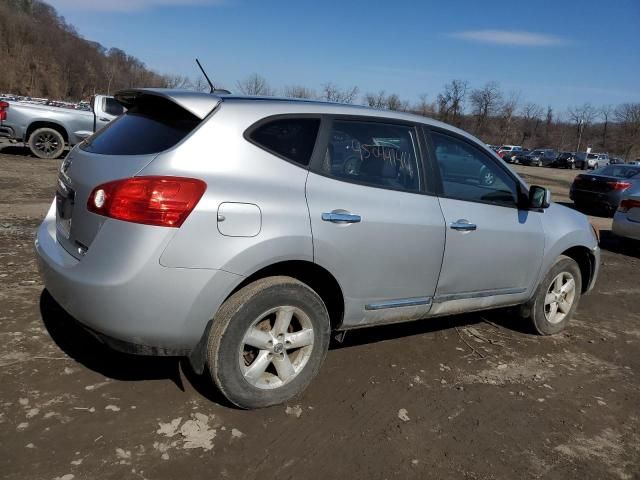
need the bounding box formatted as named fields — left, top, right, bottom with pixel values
left=0, top=145, right=638, bottom=480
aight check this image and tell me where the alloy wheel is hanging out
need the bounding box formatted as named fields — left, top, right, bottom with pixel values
left=239, top=306, right=315, bottom=389
left=544, top=272, right=576, bottom=324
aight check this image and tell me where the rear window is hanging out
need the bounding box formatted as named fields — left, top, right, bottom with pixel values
left=596, top=165, right=640, bottom=178
left=103, top=97, right=125, bottom=116
left=248, top=118, right=320, bottom=166
left=81, top=96, right=201, bottom=155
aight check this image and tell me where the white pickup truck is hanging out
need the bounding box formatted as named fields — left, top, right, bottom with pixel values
left=0, top=95, right=123, bottom=159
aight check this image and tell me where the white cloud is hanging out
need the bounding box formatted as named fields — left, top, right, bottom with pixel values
left=47, top=0, right=226, bottom=12
left=449, top=30, right=569, bottom=47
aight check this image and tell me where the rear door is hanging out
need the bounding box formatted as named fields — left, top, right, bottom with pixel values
left=306, top=117, right=446, bottom=328
left=426, top=128, right=544, bottom=313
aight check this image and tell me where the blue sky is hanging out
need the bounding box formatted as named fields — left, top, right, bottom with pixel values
left=49, top=0, right=639, bottom=111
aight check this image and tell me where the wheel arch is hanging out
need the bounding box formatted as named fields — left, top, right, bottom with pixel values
left=227, top=260, right=345, bottom=331
left=560, top=245, right=596, bottom=293
left=26, top=121, right=69, bottom=143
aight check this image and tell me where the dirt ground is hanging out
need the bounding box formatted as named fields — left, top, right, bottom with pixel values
left=1, top=143, right=639, bottom=480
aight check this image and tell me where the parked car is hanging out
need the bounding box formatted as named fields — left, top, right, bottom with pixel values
left=0, top=94, right=123, bottom=159
left=612, top=185, right=640, bottom=242
left=627, top=160, right=640, bottom=165
left=496, top=145, right=522, bottom=159
left=503, top=147, right=530, bottom=164
left=584, top=153, right=609, bottom=169
left=519, top=149, right=558, bottom=167
left=35, top=89, right=600, bottom=409
left=552, top=152, right=578, bottom=169
left=570, top=164, right=640, bottom=214
left=609, top=157, right=625, bottom=165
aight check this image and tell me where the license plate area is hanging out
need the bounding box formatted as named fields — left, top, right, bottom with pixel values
left=56, top=177, right=75, bottom=240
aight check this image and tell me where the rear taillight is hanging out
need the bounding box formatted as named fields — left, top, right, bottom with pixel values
left=87, top=176, right=206, bottom=227
left=607, top=181, right=632, bottom=191
left=0, top=101, right=8, bottom=121
left=618, top=199, right=640, bottom=213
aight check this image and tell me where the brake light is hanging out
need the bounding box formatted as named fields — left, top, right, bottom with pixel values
left=0, top=101, right=8, bottom=121
left=87, top=176, right=206, bottom=227
left=618, top=199, right=640, bottom=213
left=607, top=181, right=631, bottom=191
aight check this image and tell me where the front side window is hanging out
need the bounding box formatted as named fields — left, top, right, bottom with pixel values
left=320, top=120, right=420, bottom=192
left=249, top=118, right=320, bottom=166
left=431, top=131, right=519, bottom=207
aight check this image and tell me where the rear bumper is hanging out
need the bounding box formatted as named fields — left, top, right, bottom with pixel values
left=612, top=211, right=640, bottom=241
left=570, top=189, right=622, bottom=210
left=35, top=201, right=242, bottom=354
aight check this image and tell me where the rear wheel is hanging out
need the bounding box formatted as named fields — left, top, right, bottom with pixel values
left=207, top=276, right=331, bottom=409
left=521, top=255, right=582, bottom=335
left=28, top=127, right=65, bottom=159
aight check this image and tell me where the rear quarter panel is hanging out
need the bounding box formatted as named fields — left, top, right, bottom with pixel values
left=146, top=102, right=314, bottom=276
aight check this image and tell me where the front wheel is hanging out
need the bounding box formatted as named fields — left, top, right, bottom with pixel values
left=522, top=255, right=582, bottom=335
left=207, top=276, right=331, bottom=409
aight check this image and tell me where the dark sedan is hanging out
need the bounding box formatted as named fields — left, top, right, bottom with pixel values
left=553, top=152, right=577, bottom=169
left=519, top=149, right=558, bottom=167
left=570, top=164, right=640, bottom=214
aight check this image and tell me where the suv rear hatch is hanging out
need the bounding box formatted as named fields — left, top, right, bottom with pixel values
left=56, top=89, right=220, bottom=259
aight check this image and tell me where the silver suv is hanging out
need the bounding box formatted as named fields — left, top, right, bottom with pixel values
left=36, top=89, right=600, bottom=408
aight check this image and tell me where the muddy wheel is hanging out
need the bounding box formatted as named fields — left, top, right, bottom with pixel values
left=28, top=127, right=65, bottom=159
left=522, top=255, right=582, bottom=335
left=207, top=276, right=330, bottom=409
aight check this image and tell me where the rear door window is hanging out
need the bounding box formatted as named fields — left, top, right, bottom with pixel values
left=81, top=95, right=201, bottom=155
left=319, top=119, right=421, bottom=193
left=103, top=97, right=125, bottom=116
left=248, top=118, right=320, bottom=166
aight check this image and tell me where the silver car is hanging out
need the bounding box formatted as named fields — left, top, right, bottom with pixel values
left=36, top=89, right=600, bottom=409
left=612, top=186, right=640, bottom=241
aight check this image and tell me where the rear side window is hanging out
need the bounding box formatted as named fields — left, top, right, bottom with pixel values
left=103, top=97, right=125, bottom=116
left=249, top=118, right=320, bottom=166
left=81, top=95, right=201, bottom=155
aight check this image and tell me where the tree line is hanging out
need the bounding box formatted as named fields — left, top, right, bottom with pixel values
left=1, top=0, right=638, bottom=159
left=235, top=74, right=640, bottom=160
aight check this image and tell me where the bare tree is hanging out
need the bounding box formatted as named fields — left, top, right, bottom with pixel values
left=599, top=104, right=614, bottom=150
left=568, top=103, right=597, bottom=151
left=498, top=91, right=520, bottom=144
left=236, top=73, right=273, bottom=96
left=283, top=85, right=315, bottom=99
left=365, top=90, right=387, bottom=109
left=615, top=103, right=640, bottom=159
left=163, top=74, right=192, bottom=89
left=437, top=79, right=468, bottom=126
left=519, top=102, right=543, bottom=146
left=470, top=81, right=503, bottom=134
left=414, top=93, right=435, bottom=117
left=321, top=82, right=359, bottom=104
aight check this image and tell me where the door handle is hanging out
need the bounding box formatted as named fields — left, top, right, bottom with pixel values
left=450, top=219, right=477, bottom=231
left=99, top=117, right=109, bottom=122
left=322, top=212, right=361, bottom=223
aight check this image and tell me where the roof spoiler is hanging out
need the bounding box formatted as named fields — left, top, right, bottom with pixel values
left=114, top=88, right=222, bottom=120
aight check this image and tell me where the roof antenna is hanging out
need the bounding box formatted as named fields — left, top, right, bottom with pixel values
left=196, top=58, right=215, bottom=93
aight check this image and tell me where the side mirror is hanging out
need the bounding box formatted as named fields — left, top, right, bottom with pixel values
left=529, top=185, right=551, bottom=209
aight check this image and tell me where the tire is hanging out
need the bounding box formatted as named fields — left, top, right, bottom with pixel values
left=207, top=276, right=331, bottom=409
left=28, top=127, right=66, bottom=159
left=479, top=167, right=496, bottom=186
left=522, top=255, right=582, bottom=335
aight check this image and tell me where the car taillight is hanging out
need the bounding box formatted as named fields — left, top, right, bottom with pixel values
left=607, top=181, right=631, bottom=191
left=0, top=101, right=8, bottom=121
left=87, top=176, right=206, bottom=227
left=618, top=199, right=640, bottom=213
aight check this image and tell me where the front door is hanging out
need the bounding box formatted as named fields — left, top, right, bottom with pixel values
left=306, top=118, right=446, bottom=328
left=427, top=129, right=545, bottom=314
